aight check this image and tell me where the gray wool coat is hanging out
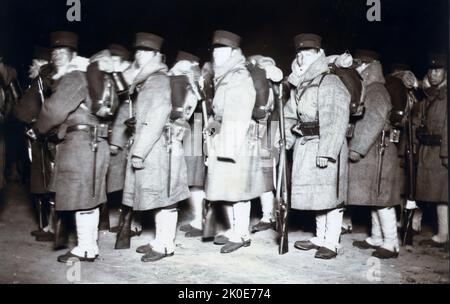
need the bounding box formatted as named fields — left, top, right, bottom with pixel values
left=122, top=62, right=190, bottom=211
left=347, top=62, right=402, bottom=207
left=205, top=56, right=267, bottom=202
left=284, top=53, right=350, bottom=211
left=108, top=100, right=131, bottom=193
left=34, top=71, right=110, bottom=211
left=415, top=79, right=448, bottom=203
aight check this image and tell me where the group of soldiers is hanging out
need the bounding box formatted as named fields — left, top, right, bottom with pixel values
left=0, top=29, right=447, bottom=263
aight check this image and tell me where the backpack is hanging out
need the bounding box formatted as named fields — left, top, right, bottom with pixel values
left=246, top=63, right=271, bottom=120
left=328, top=63, right=365, bottom=117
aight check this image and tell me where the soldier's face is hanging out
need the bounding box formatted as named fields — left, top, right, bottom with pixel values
left=51, top=47, right=74, bottom=69
left=296, top=48, right=320, bottom=70
left=213, top=47, right=232, bottom=67
left=428, top=68, right=446, bottom=86
left=135, top=50, right=156, bottom=67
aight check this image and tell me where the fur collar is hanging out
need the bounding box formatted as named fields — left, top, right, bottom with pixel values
left=213, top=50, right=247, bottom=82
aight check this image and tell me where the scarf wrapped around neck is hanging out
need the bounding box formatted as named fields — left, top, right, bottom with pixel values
left=288, top=50, right=328, bottom=88
left=129, top=58, right=168, bottom=94
left=213, top=49, right=247, bottom=83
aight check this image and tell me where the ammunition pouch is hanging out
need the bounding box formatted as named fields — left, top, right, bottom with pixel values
left=390, top=110, right=406, bottom=129
left=418, top=134, right=442, bottom=146
left=346, top=123, right=355, bottom=139
left=66, top=124, right=109, bottom=139
left=291, top=120, right=320, bottom=138
left=387, top=128, right=401, bottom=143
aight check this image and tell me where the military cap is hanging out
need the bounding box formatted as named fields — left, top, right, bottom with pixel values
left=33, top=46, right=51, bottom=62
left=175, top=51, right=200, bottom=63
left=294, top=33, right=322, bottom=51
left=108, top=44, right=131, bottom=61
left=134, top=32, right=164, bottom=52
left=428, top=53, right=447, bottom=69
left=49, top=31, right=78, bottom=50
left=212, top=30, right=241, bottom=48
left=353, top=49, right=380, bottom=63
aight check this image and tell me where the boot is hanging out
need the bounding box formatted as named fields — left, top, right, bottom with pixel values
left=114, top=205, right=133, bottom=249
left=54, top=211, right=69, bottom=251
left=99, top=203, right=110, bottom=231
left=378, top=207, right=400, bottom=254
left=58, top=208, right=99, bottom=263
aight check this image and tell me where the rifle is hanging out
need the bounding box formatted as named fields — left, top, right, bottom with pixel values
left=274, top=83, right=289, bottom=254
left=91, top=126, right=98, bottom=198
left=400, top=90, right=418, bottom=246
left=376, top=130, right=387, bottom=196
left=166, top=124, right=172, bottom=198
left=192, top=80, right=216, bottom=241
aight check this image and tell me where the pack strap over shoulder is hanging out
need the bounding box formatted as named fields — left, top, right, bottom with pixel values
left=294, top=72, right=328, bottom=121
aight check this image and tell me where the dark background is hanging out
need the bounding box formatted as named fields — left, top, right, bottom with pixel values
left=0, top=0, right=448, bottom=83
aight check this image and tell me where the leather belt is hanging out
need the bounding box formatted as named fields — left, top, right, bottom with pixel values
left=66, top=124, right=109, bottom=138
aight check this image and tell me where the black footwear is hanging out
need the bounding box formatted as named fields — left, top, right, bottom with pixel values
left=352, top=240, right=380, bottom=250
left=179, top=224, right=195, bottom=232
left=141, top=249, right=174, bottom=262
left=341, top=226, right=352, bottom=235
left=213, top=234, right=229, bottom=245
left=115, top=206, right=133, bottom=249
left=315, top=247, right=338, bottom=259
left=57, top=251, right=97, bottom=263
left=31, top=229, right=42, bottom=237
left=419, top=239, right=448, bottom=248
left=54, top=213, right=69, bottom=251
left=251, top=221, right=275, bottom=233
left=136, top=243, right=152, bottom=254
left=185, top=228, right=203, bottom=238
left=35, top=231, right=55, bottom=242
left=372, top=247, right=399, bottom=259
left=220, top=239, right=251, bottom=253
left=294, top=240, right=320, bottom=251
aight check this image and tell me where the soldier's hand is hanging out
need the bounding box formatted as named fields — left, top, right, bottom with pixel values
left=110, top=145, right=120, bottom=156
left=349, top=151, right=362, bottom=162
left=316, top=157, right=328, bottom=168
left=442, top=158, right=448, bottom=168
left=131, top=156, right=145, bottom=169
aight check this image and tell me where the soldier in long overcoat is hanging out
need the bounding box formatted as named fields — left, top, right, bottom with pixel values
left=204, top=30, right=269, bottom=253
left=13, top=46, right=56, bottom=241
left=34, top=31, right=110, bottom=263
left=349, top=50, right=402, bottom=259
left=414, top=54, right=448, bottom=248
left=118, top=33, right=190, bottom=262
left=281, top=34, right=350, bottom=259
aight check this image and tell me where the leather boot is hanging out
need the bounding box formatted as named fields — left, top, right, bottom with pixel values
left=54, top=211, right=69, bottom=251
left=114, top=205, right=132, bottom=249
left=99, top=203, right=110, bottom=231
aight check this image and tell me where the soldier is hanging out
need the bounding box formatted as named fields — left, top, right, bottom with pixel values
left=281, top=34, right=350, bottom=259
left=86, top=44, right=137, bottom=233
left=0, top=57, right=20, bottom=191
left=33, top=31, right=110, bottom=262
left=120, top=33, right=190, bottom=262
left=169, top=51, right=206, bottom=238
left=13, top=46, right=56, bottom=241
left=349, top=49, right=402, bottom=259
left=415, top=54, right=448, bottom=248
left=247, top=55, right=283, bottom=233
left=204, top=30, right=268, bottom=253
